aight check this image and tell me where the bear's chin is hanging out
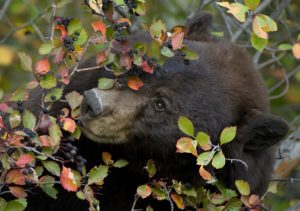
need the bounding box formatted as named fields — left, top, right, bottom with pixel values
left=80, top=125, right=129, bottom=144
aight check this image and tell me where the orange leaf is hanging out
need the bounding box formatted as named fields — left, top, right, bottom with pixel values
left=292, top=43, right=300, bottom=59
left=8, top=134, right=24, bottom=146
left=128, top=76, right=144, bottom=91
left=252, top=16, right=268, bottom=39
left=60, top=117, right=76, bottom=133
left=91, top=20, right=107, bottom=37
left=171, top=194, right=185, bottom=210
left=55, top=25, right=67, bottom=39
left=34, top=58, right=51, bottom=75
left=60, top=166, right=78, bottom=192
left=176, top=137, right=197, bottom=157
left=40, top=135, right=55, bottom=147
left=102, top=152, right=113, bottom=165
left=142, top=60, right=154, bottom=74
left=199, top=165, right=213, bottom=181
left=116, top=18, right=132, bottom=26
left=171, top=32, right=184, bottom=50
left=16, top=154, right=35, bottom=168
left=9, top=186, right=28, bottom=198
left=5, top=169, right=26, bottom=185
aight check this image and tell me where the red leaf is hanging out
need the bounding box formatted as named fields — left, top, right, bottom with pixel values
left=60, top=166, right=78, bottom=192
left=142, top=60, right=154, bottom=74
left=34, top=58, right=51, bottom=75
left=40, top=135, right=55, bottom=147
left=128, top=76, right=144, bottom=91
left=171, top=32, right=184, bottom=50
left=0, top=116, right=6, bottom=129
left=52, top=47, right=64, bottom=64
left=0, top=103, right=9, bottom=112
left=5, top=169, right=26, bottom=185
left=96, top=52, right=108, bottom=65
left=9, top=186, right=28, bottom=198
left=91, top=20, right=106, bottom=37
left=55, top=25, right=67, bottom=39
left=16, top=154, right=35, bottom=168
left=60, top=117, right=76, bottom=133
left=120, top=54, right=133, bottom=70
left=58, top=66, right=69, bottom=85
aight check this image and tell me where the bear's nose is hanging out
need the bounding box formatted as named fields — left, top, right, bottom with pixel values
left=83, top=89, right=102, bottom=117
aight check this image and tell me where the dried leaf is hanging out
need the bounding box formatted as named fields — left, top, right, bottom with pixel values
left=60, top=166, right=78, bottom=192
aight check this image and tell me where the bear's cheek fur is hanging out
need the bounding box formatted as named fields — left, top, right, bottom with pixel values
left=80, top=89, right=147, bottom=144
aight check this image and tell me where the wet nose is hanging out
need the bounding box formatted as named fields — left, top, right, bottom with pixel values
left=83, top=89, right=102, bottom=117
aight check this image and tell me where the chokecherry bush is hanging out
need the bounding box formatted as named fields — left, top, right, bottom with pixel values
left=0, top=0, right=290, bottom=210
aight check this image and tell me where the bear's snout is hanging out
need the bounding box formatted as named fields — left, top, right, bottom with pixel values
left=83, top=89, right=102, bottom=117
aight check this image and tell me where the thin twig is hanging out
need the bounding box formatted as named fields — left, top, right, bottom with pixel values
left=50, top=4, right=57, bottom=44
left=131, top=194, right=140, bottom=211
left=0, top=0, right=12, bottom=20
left=271, top=178, right=300, bottom=182
left=32, top=23, right=46, bottom=42
left=226, top=158, right=248, bottom=170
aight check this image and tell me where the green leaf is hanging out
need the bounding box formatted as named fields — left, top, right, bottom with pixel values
left=220, top=126, right=237, bottom=145
left=137, top=184, right=152, bottom=199
left=44, top=88, right=63, bottom=102
left=0, top=197, right=7, bottom=211
left=297, top=33, right=300, bottom=41
left=113, top=159, right=129, bottom=168
left=212, top=151, right=226, bottom=169
left=149, top=19, right=166, bottom=39
left=178, top=116, right=194, bottom=137
left=67, top=19, right=82, bottom=35
left=42, top=161, right=61, bottom=176
left=35, top=166, right=44, bottom=177
left=17, top=52, right=32, bottom=72
left=133, top=2, right=146, bottom=16
left=267, top=182, right=277, bottom=194
left=251, top=33, right=268, bottom=52
left=48, top=123, right=62, bottom=146
left=197, top=151, right=214, bottom=166
left=235, top=180, right=250, bottom=196
left=114, top=0, right=125, bottom=6
left=278, top=43, right=292, bottom=51
left=181, top=47, right=199, bottom=60
left=39, top=176, right=58, bottom=199
left=40, top=74, right=57, bottom=89
left=4, top=199, right=27, bottom=211
left=244, top=0, right=260, bottom=11
left=10, top=89, right=28, bottom=102
left=0, top=89, right=3, bottom=101
left=39, top=43, right=55, bottom=55
left=160, top=46, right=174, bottom=58
left=145, top=159, right=156, bottom=178
left=98, top=78, right=115, bottom=90
left=23, top=110, right=36, bottom=130
left=88, top=165, right=109, bottom=184
left=76, top=191, right=86, bottom=200
left=196, top=131, right=210, bottom=146
left=74, top=29, right=88, bottom=46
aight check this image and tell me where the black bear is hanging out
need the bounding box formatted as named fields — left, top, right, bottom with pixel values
left=24, top=13, right=289, bottom=210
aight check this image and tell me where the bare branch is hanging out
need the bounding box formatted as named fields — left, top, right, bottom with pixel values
left=0, top=0, right=12, bottom=21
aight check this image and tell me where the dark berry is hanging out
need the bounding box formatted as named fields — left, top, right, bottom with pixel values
left=42, top=107, right=48, bottom=114
left=25, top=179, right=32, bottom=186
left=25, top=163, right=31, bottom=169
left=67, top=136, right=75, bottom=142
left=184, top=59, right=190, bottom=65
left=74, top=31, right=80, bottom=37
left=70, top=150, right=77, bottom=156
left=27, top=168, right=34, bottom=174
left=36, top=146, right=43, bottom=152
left=24, top=128, right=36, bottom=138
left=22, top=168, right=29, bottom=175
left=65, top=152, right=72, bottom=159
left=17, top=101, right=23, bottom=107
left=50, top=95, right=56, bottom=101
left=59, top=110, right=65, bottom=116
left=69, top=46, right=75, bottom=51
left=66, top=143, right=73, bottom=149
left=180, top=52, right=186, bottom=57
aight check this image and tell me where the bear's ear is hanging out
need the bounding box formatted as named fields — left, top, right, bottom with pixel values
left=239, top=109, right=289, bottom=151
left=185, top=12, right=213, bottom=41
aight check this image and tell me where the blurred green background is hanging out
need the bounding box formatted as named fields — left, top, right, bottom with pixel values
left=0, top=0, right=299, bottom=210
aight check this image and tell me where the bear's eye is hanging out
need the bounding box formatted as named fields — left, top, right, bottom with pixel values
left=154, top=99, right=166, bottom=112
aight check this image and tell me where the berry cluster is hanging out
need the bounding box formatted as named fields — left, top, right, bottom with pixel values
left=113, top=22, right=130, bottom=42
left=63, top=141, right=87, bottom=172
left=55, top=16, right=73, bottom=28
left=63, top=32, right=80, bottom=51
left=21, top=163, right=34, bottom=176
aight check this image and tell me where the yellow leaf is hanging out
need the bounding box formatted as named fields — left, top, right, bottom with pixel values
left=217, top=2, right=249, bottom=22
left=252, top=15, right=268, bottom=39
left=0, top=45, right=14, bottom=66
left=292, top=43, right=300, bottom=59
